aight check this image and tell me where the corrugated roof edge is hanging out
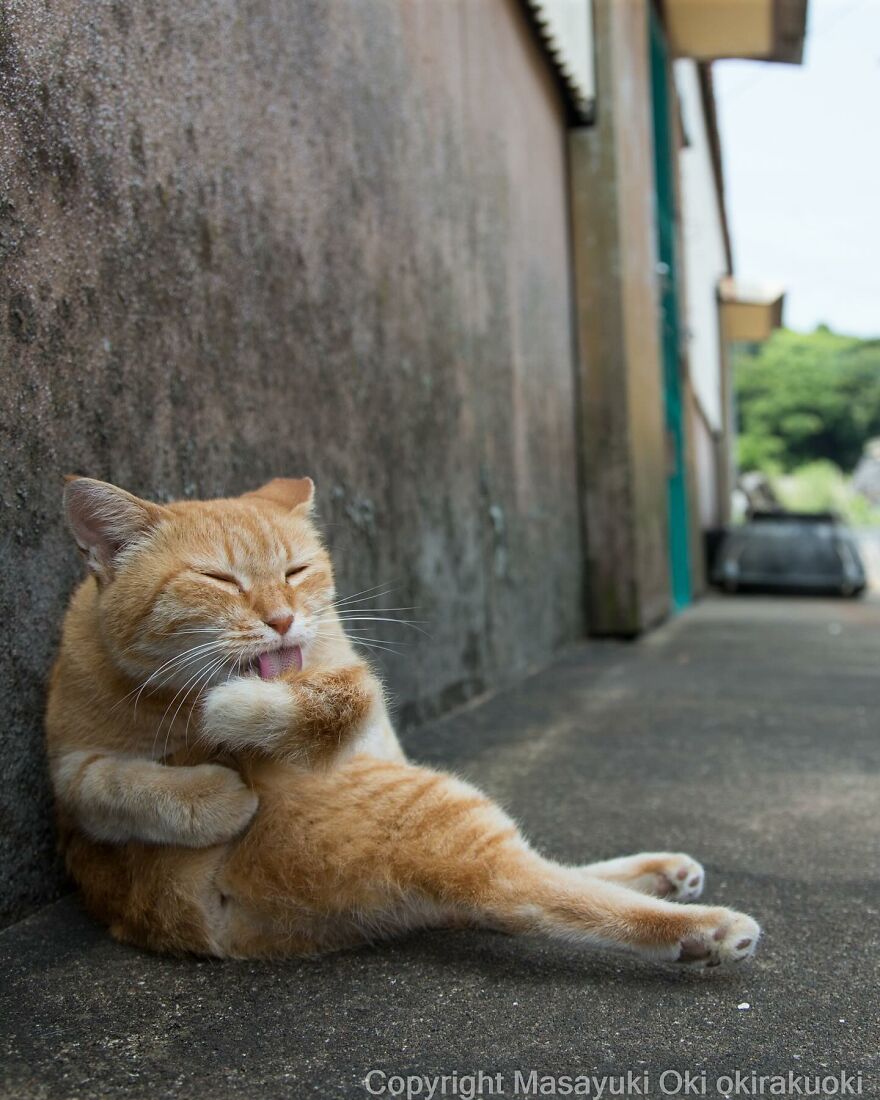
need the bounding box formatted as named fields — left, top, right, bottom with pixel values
left=518, top=0, right=596, bottom=125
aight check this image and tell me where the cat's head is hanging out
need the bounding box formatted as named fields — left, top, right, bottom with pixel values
left=63, top=476, right=337, bottom=687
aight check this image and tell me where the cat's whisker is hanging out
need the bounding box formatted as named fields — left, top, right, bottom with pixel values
left=309, top=586, right=409, bottom=620
left=322, top=615, right=431, bottom=637
left=309, top=591, right=393, bottom=619
left=312, top=629, right=404, bottom=638
left=160, top=631, right=222, bottom=640
left=349, top=639, right=406, bottom=657
left=185, top=654, right=236, bottom=749
left=118, top=639, right=227, bottom=697
left=324, top=606, right=425, bottom=619
left=224, top=652, right=244, bottom=686
left=116, top=628, right=220, bottom=658
left=145, top=645, right=232, bottom=702
left=152, top=652, right=226, bottom=758
left=332, top=582, right=400, bottom=607
left=133, top=642, right=232, bottom=703
left=342, top=630, right=408, bottom=641
left=314, top=612, right=425, bottom=626
left=332, top=609, right=425, bottom=617
left=312, top=626, right=407, bottom=649
left=114, top=640, right=230, bottom=716
left=131, top=633, right=266, bottom=712
left=162, top=628, right=223, bottom=635
left=334, top=607, right=420, bottom=616
left=331, top=625, right=408, bottom=642
left=307, top=624, right=397, bottom=647
left=159, top=653, right=231, bottom=761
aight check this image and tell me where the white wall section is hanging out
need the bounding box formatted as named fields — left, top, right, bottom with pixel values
left=675, top=59, right=729, bottom=435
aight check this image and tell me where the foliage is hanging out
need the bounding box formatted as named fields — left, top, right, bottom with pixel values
left=772, top=460, right=880, bottom=526
left=734, top=326, right=880, bottom=474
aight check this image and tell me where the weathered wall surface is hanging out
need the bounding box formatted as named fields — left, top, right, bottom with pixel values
left=0, top=0, right=583, bottom=925
left=568, top=0, right=670, bottom=635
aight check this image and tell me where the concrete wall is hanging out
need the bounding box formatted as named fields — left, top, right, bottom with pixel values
left=568, top=0, right=671, bottom=636
left=692, top=402, right=720, bottom=528
left=0, top=0, right=584, bottom=926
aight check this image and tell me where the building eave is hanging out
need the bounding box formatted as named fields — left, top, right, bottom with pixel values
left=719, top=277, right=786, bottom=342
left=663, top=0, right=808, bottom=65
left=519, top=0, right=596, bottom=125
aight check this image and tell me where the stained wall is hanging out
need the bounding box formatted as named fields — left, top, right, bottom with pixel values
left=0, top=0, right=584, bottom=924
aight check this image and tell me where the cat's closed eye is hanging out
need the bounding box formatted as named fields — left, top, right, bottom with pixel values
left=286, top=565, right=309, bottom=581
left=200, top=571, right=243, bottom=591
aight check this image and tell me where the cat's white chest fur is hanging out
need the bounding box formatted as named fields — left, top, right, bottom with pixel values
left=347, top=710, right=406, bottom=762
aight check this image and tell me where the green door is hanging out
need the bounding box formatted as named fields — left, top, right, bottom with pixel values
left=649, top=6, right=692, bottom=610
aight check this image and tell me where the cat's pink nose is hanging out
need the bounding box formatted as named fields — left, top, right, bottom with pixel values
left=265, top=612, right=294, bottom=636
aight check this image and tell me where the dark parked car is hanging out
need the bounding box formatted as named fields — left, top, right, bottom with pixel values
left=711, top=511, right=867, bottom=597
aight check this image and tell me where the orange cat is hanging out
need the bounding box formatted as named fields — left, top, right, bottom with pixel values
left=45, top=477, right=760, bottom=965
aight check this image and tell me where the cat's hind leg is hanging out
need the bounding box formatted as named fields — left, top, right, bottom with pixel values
left=335, top=767, right=758, bottom=968
left=580, top=852, right=705, bottom=901
left=211, top=758, right=758, bottom=967
left=481, top=862, right=759, bottom=967
left=367, top=776, right=755, bottom=967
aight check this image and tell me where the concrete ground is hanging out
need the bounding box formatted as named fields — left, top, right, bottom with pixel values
left=2, top=596, right=878, bottom=1098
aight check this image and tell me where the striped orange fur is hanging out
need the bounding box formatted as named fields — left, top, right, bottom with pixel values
left=46, top=477, right=760, bottom=967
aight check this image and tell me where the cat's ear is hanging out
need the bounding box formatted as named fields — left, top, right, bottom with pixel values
left=244, top=477, right=315, bottom=513
left=63, top=477, right=167, bottom=580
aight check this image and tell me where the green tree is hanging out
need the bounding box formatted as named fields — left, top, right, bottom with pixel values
left=733, top=326, right=880, bottom=473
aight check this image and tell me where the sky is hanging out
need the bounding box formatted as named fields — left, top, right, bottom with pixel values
left=713, top=0, right=880, bottom=338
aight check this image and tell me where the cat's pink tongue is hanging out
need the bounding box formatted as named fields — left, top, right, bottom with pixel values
left=257, top=646, right=302, bottom=680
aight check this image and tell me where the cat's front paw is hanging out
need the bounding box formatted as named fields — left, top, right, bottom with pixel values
left=675, top=907, right=761, bottom=968
left=169, top=763, right=259, bottom=845
left=183, top=765, right=256, bottom=840
left=201, top=679, right=294, bottom=750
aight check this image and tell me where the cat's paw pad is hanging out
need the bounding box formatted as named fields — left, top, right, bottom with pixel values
left=677, top=909, right=761, bottom=968
left=656, top=854, right=705, bottom=902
